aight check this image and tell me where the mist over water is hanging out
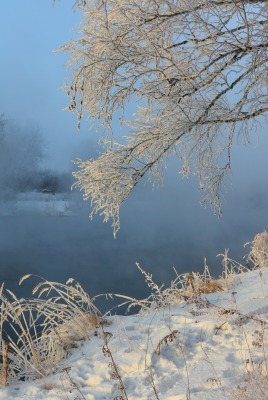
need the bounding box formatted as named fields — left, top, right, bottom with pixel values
left=0, top=161, right=266, bottom=314
left=0, top=122, right=267, bottom=314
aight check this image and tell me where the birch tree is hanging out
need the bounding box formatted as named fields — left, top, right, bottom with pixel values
left=61, top=0, right=268, bottom=235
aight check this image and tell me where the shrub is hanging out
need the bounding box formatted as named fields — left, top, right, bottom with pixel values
left=247, top=232, right=268, bottom=269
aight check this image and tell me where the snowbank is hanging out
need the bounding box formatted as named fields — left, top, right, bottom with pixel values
left=1, top=267, right=268, bottom=399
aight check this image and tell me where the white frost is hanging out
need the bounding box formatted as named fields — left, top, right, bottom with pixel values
left=1, top=268, right=268, bottom=399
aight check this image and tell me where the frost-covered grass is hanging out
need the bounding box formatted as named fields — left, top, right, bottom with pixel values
left=0, top=276, right=101, bottom=383
left=0, top=233, right=268, bottom=399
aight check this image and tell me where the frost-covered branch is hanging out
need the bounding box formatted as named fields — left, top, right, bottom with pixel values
left=61, top=0, right=268, bottom=234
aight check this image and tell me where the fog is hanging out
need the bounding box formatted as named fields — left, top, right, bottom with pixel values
left=0, top=95, right=267, bottom=317
left=0, top=139, right=267, bottom=313
left=0, top=1, right=267, bottom=314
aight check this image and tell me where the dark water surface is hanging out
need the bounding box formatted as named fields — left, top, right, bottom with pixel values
left=0, top=170, right=266, bottom=315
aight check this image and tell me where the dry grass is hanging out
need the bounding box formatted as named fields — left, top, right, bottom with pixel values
left=0, top=276, right=101, bottom=384
left=246, top=231, right=268, bottom=269
left=102, top=257, right=244, bottom=317
left=231, top=369, right=268, bottom=400
left=42, top=381, right=57, bottom=391
left=0, top=341, right=9, bottom=386
left=183, top=267, right=224, bottom=296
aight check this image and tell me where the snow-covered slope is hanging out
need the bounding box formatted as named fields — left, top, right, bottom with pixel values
left=1, top=268, right=268, bottom=399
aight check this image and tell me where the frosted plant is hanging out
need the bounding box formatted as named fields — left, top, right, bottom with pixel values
left=0, top=276, right=101, bottom=383
left=60, top=0, right=268, bottom=235
left=247, top=231, right=268, bottom=268
left=104, top=262, right=225, bottom=315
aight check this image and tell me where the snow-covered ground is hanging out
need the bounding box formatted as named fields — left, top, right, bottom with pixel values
left=1, top=267, right=268, bottom=399
left=0, top=192, right=73, bottom=217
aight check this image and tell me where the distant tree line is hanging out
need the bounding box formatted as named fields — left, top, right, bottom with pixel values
left=37, top=169, right=74, bottom=195
left=0, top=114, right=73, bottom=199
